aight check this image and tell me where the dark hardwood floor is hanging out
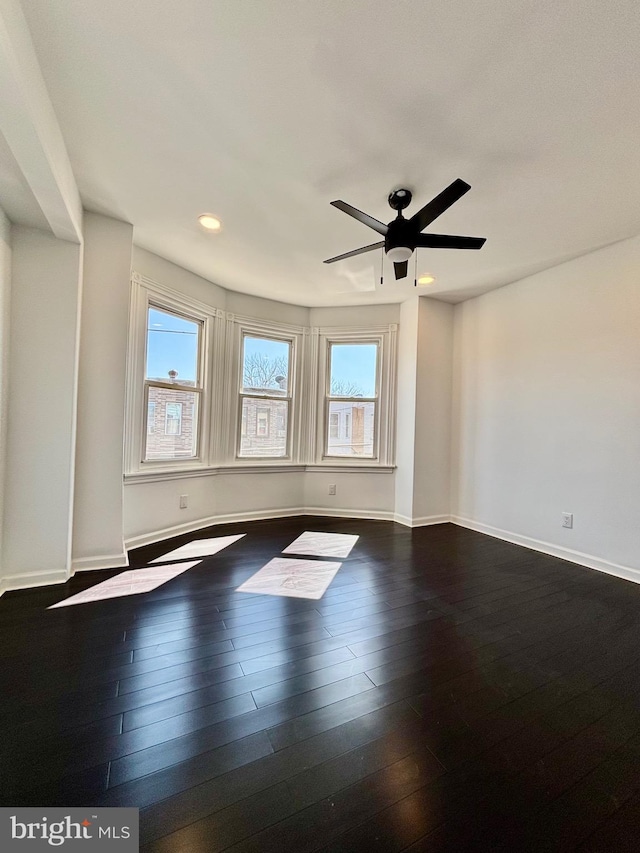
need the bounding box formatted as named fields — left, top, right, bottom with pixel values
left=2, top=517, right=640, bottom=851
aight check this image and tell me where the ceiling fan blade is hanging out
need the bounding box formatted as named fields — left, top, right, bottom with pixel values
left=330, top=200, right=389, bottom=236
left=416, top=233, right=486, bottom=250
left=409, top=179, right=471, bottom=232
left=394, top=261, right=408, bottom=280
left=324, top=241, right=385, bottom=264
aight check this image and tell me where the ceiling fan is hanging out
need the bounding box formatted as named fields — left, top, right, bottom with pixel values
left=324, top=179, right=486, bottom=280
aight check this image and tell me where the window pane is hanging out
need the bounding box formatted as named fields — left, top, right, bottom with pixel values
left=326, top=400, right=375, bottom=457
left=329, top=343, right=377, bottom=397
left=242, top=336, right=290, bottom=395
left=146, top=307, right=200, bottom=384
left=145, top=387, right=198, bottom=460
left=239, top=398, right=288, bottom=457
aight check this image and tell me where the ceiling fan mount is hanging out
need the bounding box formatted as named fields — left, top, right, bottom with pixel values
left=387, top=188, right=413, bottom=212
left=324, top=178, right=486, bottom=280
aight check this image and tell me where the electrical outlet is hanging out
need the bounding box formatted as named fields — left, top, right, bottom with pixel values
left=328, top=484, right=336, bottom=495
left=179, top=494, right=188, bottom=509
left=561, top=512, right=573, bottom=529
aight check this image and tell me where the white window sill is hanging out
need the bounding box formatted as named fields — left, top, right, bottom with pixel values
left=124, top=462, right=395, bottom=484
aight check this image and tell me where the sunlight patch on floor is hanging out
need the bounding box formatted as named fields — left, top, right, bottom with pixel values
left=48, top=561, right=201, bottom=608
left=150, top=534, right=246, bottom=563
left=282, top=531, right=359, bottom=559
left=236, top=557, right=342, bottom=600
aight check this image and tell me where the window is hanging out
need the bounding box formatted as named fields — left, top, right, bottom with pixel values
left=329, top=412, right=339, bottom=439
left=326, top=342, right=378, bottom=458
left=165, top=402, right=183, bottom=435
left=144, top=306, right=202, bottom=461
left=256, top=409, right=270, bottom=437
left=238, top=334, right=291, bottom=458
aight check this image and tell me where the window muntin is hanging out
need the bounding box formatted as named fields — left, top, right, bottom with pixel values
left=326, top=342, right=379, bottom=458
left=238, top=335, right=292, bottom=458
left=143, top=305, right=203, bottom=461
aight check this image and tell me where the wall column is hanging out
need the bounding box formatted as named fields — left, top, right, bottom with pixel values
left=72, top=213, right=133, bottom=571
left=3, top=226, right=82, bottom=589
left=394, top=294, right=454, bottom=526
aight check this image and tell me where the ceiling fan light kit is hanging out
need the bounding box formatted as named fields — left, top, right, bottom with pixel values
left=324, top=178, right=486, bottom=281
left=386, top=245, right=413, bottom=263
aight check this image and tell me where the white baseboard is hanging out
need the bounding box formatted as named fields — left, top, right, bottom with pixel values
left=125, top=506, right=402, bottom=550
left=394, top=513, right=451, bottom=528
left=303, top=507, right=397, bottom=523
left=1, top=568, right=70, bottom=596
left=124, top=507, right=305, bottom=550
left=71, top=553, right=129, bottom=574
left=451, top=515, right=640, bottom=586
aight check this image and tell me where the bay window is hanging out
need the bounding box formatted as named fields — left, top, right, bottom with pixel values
left=125, top=271, right=396, bottom=478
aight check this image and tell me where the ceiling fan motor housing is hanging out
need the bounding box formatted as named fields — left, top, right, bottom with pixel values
left=385, top=216, right=416, bottom=258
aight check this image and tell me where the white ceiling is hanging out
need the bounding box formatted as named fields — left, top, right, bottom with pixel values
left=19, top=0, right=640, bottom=306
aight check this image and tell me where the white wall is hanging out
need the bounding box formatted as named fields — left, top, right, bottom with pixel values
left=228, top=290, right=308, bottom=327
left=3, top=225, right=82, bottom=588
left=124, top=470, right=306, bottom=547
left=0, top=206, right=11, bottom=590
left=412, top=297, right=454, bottom=522
left=133, top=246, right=226, bottom=309
left=393, top=297, right=419, bottom=524
left=72, top=213, right=133, bottom=570
left=452, top=234, right=640, bottom=576
left=303, top=470, right=395, bottom=520
left=309, top=304, right=401, bottom=328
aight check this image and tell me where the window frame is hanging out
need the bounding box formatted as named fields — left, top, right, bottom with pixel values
left=323, top=339, right=380, bottom=460
left=315, top=325, right=397, bottom=469
left=143, top=304, right=202, bottom=460
left=125, top=275, right=216, bottom=475
left=236, top=330, right=294, bottom=460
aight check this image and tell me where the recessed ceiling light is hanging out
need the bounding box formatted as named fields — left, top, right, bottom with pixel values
left=198, top=213, right=222, bottom=231
left=417, top=274, right=435, bottom=286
